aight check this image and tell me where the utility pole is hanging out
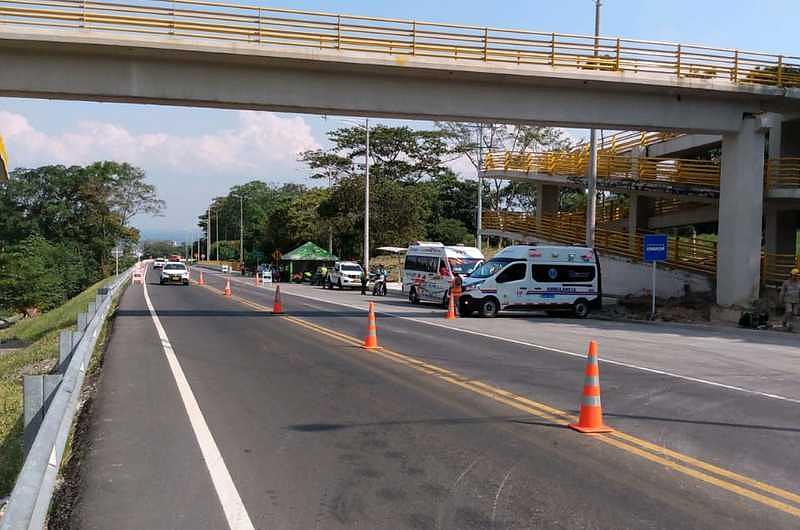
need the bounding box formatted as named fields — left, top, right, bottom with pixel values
left=233, top=194, right=243, bottom=265
left=476, top=124, right=483, bottom=250
left=206, top=206, right=211, bottom=262
left=215, top=207, right=220, bottom=261
left=364, top=117, right=370, bottom=273
left=586, top=0, right=602, bottom=247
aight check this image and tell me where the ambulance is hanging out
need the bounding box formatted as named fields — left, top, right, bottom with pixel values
left=458, top=245, right=601, bottom=318
left=403, top=243, right=484, bottom=306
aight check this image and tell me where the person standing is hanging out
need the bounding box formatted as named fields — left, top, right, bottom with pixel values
left=779, top=268, right=800, bottom=328
left=360, top=270, right=368, bottom=296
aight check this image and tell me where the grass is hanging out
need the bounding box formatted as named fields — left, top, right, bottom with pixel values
left=0, top=277, right=112, bottom=497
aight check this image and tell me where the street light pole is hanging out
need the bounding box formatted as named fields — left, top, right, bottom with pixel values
left=476, top=124, right=483, bottom=250
left=215, top=207, right=220, bottom=261
left=586, top=0, right=602, bottom=247
left=364, top=117, right=370, bottom=273
left=207, top=206, right=211, bottom=262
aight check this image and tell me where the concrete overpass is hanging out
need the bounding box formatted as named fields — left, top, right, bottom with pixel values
left=1, top=0, right=800, bottom=305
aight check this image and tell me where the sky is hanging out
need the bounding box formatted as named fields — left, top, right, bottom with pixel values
left=2, top=0, right=799, bottom=240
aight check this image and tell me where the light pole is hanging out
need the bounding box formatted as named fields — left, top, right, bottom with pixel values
left=320, top=115, right=370, bottom=269
left=215, top=207, right=220, bottom=261
left=207, top=206, right=211, bottom=262
left=475, top=124, right=484, bottom=250
left=586, top=0, right=602, bottom=247
left=232, top=194, right=244, bottom=265
left=364, top=118, right=370, bottom=273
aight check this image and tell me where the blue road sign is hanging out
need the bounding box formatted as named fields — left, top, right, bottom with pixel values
left=643, top=234, right=668, bottom=262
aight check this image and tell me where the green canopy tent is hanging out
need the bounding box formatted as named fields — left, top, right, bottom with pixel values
left=280, top=241, right=339, bottom=280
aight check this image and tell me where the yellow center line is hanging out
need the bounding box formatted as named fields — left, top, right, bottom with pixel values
left=194, top=280, right=800, bottom=518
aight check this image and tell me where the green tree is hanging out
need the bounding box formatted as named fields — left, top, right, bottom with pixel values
left=0, top=235, right=65, bottom=315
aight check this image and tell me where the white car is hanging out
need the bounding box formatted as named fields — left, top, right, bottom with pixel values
left=159, top=262, right=190, bottom=285
left=153, top=257, right=166, bottom=269
left=326, top=261, right=364, bottom=289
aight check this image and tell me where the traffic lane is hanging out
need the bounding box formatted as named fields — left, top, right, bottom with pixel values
left=149, top=272, right=798, bottom=529
left=289, top=278, right=800, bottom=403
left=75, top=270, right=229, bottom=530
left=219, top=272, right=800, bottom=401
left=198, top=271, right=800, bottom=494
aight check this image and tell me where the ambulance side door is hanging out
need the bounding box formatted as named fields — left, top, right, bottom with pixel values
left=494, top=261, right=528, bottom=309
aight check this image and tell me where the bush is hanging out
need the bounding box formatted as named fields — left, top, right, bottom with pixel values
left=0, top=235, right=66, bottom=315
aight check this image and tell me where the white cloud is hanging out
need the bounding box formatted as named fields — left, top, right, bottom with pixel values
left=0, top=110, right=320, bottom=176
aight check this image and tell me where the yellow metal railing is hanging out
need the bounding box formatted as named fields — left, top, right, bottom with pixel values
left=766, top=158, right=800, bottom=189
left=484, top=151, right=721, bottom=189
left=482, top=210, right=718, bottom=275
left=0, top=0, right=798, bottom=88
left=762, top=253, right=799, bottom=285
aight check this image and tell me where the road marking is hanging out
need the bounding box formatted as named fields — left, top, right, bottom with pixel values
left=143, top=270, right=255, bottom=530
left=206, top=270, right=800, bottom=405
left=196, top=278, right=800, bottom=518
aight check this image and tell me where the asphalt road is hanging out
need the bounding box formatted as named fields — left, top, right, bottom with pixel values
left=72, top=266, right=800, bottom=529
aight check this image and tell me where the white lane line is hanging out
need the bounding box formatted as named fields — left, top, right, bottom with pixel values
left=143, top=270, right=255, bottom=530
left=202, top=269, right=800, bottom=405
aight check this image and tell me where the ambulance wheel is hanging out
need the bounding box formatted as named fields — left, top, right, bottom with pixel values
left=478, top=298, right=499, bottom=318
left=409, top=287, right=420, bottom=304
left=573, top=299, right=590, bottom=319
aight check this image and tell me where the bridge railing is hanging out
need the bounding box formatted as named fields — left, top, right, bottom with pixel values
left=484, top=151, right=722, bottom=189
left=765, top=158, right=800, bottom=189
left=482, top=210, right=718, bottom=275
left=0, top=0, right=798, bottom=88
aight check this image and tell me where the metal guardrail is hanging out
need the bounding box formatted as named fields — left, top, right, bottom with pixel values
left=0, top=268, right=132, bottom=530
left=0, top=0, right=798, bottom=89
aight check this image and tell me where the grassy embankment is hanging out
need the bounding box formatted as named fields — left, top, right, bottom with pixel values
left=0, top=278, right=110, bottom=496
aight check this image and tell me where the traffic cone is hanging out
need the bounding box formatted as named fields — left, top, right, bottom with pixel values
left=569, top=341, right=613, bottom=434
left=446, top=290, right=457, bottom=320
left=363, top=302, right=379, bottom=349
left=198, top=271, right=205, bottom=286
left=272, top=285, right=284, bottom=314
left=223, top=278, right=232, bottom=297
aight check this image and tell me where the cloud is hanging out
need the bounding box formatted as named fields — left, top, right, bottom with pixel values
left=0, top=110, right=320, bottom=176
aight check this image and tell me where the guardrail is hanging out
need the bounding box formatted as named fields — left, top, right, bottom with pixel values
left=0, top=0, right=798, bottom=89
left=0, top=268, right=132, bottom=530
left=482, top=210, right=718, bottom=275
left=483, top=151, right=722, bottom=189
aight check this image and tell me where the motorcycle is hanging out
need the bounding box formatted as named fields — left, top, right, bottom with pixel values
left=371, top=271, right=387, bottom=296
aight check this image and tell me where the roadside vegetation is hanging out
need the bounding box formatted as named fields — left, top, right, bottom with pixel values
left=0, top=278, right=110, bottom=496
left=199, top=123, right=578, bottom=265
left=0, top=161, right=161, bottom=317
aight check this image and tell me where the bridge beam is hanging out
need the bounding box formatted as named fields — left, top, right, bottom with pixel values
left=0, top=33, right=773, bottom=133
left=716, top=115, right=767, bottom=306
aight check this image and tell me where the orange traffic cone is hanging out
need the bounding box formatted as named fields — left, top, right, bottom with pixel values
left=569, top=341, right=613, bottom=434
left=198, top=271, right=205, bottom=285
left=363, top=302, right=379, bottom=349
left=223, top=278, right=232, bottom=297
left=272, top=285, right=284, bottom=314
left=446, top=290, right=457, bottom=320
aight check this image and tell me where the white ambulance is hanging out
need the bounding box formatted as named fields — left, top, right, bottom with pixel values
left=459, top=245, right=601, bottom=318
left=403, top=243, right=484, bottom=306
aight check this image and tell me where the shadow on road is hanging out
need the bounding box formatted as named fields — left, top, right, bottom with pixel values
left=288, top=414, right=565, bottom=432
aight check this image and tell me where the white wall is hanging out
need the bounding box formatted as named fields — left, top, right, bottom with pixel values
left=598, top=254, right=712, bottom=298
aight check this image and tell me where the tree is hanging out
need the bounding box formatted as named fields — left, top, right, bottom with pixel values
left=0, top=235, right=66, bottom=315
left=86, top=161, right=164, bottom=225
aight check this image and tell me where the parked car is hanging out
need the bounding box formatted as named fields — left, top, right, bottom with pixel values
left=326, top=261, right=364, bottom=289
left=160, top=262, right=190, bottom=285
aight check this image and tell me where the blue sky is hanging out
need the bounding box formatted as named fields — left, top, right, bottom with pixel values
left=2, top=0, right=798, bottom=239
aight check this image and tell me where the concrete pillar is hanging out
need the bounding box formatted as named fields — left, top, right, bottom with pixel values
left=627, top=192, right=654, bottom=252
left=717, top=116, right=766, bottom=306
left=768, top=116, right=782, bottom=160
left=536, top=183, right=559, bottom=219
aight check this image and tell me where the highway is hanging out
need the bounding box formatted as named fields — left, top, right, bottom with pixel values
left=71, top=266, right=800, bottom=529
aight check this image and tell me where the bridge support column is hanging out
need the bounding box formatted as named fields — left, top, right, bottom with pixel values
left=536, top=184, right=560, bottom=219
left=717, top=115, right=766, bottom=306
left=627, top=193, right=652, bottom=251
left=765, top=203, right=798, bottom=255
